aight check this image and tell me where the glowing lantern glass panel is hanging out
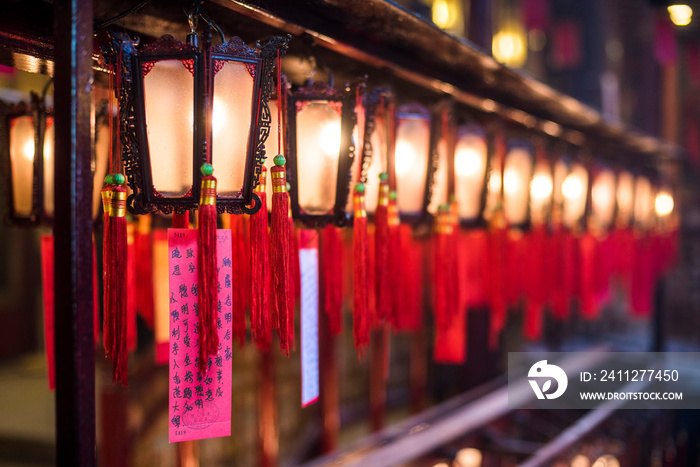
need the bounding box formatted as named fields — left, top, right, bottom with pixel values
left=296, top=101, right=342, bottom=215
left=633, top=176, right=653, bottom=229
left=142, top=59, right=195, bottom=197
left=93, top=108, right=111, bottom=219
left=561, top=163, right=588, bottom=229
left=211, top=61, right=255, bottom=196
left=616, top=171, right=634, bottom=227
left=453, top=127, right=488, bottom=222
left=9, top=115, right=35, bottom=217
left=591, top=169, right=616, bottom=231
left=529, top=159, right=553, bottom=226
left=395, top=105, right=431, bottom=217
left=502, top=145, right=533, bottom=225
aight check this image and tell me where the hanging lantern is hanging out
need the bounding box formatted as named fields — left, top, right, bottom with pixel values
left=590, top=168, right=617, bottom=233
left=1, top=83, right=54, bottom=226
left=285, top=79, right=357, bottom=227
left=501, top=141, right=535, bottom=227
left=394, top=103, right=436, bottom=225
left=633, top=174, right=654, bottom=231
left=655, top=189, right=674, bottom=219
left=561, top=161, right=589, bottom=230
left=615, top=170, right=635, bottom=228
left=453, top=125, right=489, bottom=226
left=104, top=26, right=289, bottom=215
left=529, top=156, right=554, bottom=227
left=428, top=103, right=452, bottom=216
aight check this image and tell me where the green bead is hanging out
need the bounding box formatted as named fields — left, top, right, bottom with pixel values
left=201, top=163, right=214, bottom=176
left=438, top=204, right=450, bottom=212
left=104, top=174, right=114, bottom=185
left=379, top=172, right=388, bottom=182
left=355, top=183, right=365, bottom=193
left=273, top=154, right=286, bottom=166
left=286, top=182, right=291, bottom=192
left=113, top=173, right=125, bottom=185
left=389, top=190, right=397, bottom=201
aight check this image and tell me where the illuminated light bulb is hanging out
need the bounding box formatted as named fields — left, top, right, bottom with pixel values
left=432, top=0, right=455, bottom=29
left=492, top=30, right=527, bottom=67
left=668, top=4, right=692, bottom=26
left=455, top=447, right=482, bottom=467
left=455, top=146, right=484, bottom=177
left=562, top=173, right=583, bottom=200
left=570, top=454, right=591, bottom=467
left=488, top=171, right=501, bottom=193
left=655, top=192, right=674, bottom=216
left=395, top=139, right=417, bottom=176
left=319, top=121, right=341, bottom=159
left=23, top=139, right=35, bottom=161
left=531, top=173, right=553, bottom=200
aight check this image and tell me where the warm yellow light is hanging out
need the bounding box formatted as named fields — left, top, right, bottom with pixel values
left=668, top=4, right=693, bottom=26
left=432, top=0, right=455, bottom=29
left=531, top=173, right=553, bottom=200
left=562, top=174, right=583, bottom=200
left=493, top=30, right=527, bottom=67
left=23, top=139, right=35, bottom=161
left=211, top=97, right=226, bottom=135
left=455, top=447, right=482, bottom=467
left=655, top=192, right=674, bottom=216
left=455, top=147, right=484, bottom=177
left=319, top=121, right=341, bottom=159
left=395, top=139, right=417, bottom=176
left=503, top=168, right=520, bottom=195
left=570, top=454, right=591, bottom=467
left=592, top=455, right=619, bottom=467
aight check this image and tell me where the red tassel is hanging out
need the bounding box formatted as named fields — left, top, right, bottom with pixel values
left=288, top=216, right=298, bottom=350
left=173, top=211, right=189, bottom=229
left=197, top=164, right=219, bottom=372
left=41, top=235, right=55, bottom=390
left=523, top=226, right=546, bottom=340
left=579, top=232, right=598, bottom=319
left=433, top=205, right=452, bottom=333
left=374, top=173, right=391, bottom=322
left=388, top=193, right=402, bottom=327
left=270, top=156, right=294, bottom=355
left=353, top=183, right=370, bottom=356
left=251, top=167, right=271, bottom=350
left=126, top=221, right=137, bottom=351
left=321, top=224, right=343, bottom=334
left=488, top=213, right=508, bottom=349
left=230, top=213, right=249, bottom=348
left=109, top=182, right=128, bottom=385
left=101, top=182, right=113, bottom=359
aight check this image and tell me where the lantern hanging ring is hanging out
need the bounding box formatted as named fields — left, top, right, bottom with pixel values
left=185, top=0, right=225, bottom=44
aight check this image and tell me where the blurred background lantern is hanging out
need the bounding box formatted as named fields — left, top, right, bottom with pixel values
left=286, top=79, right=357, bottom=226
left=92, top=100, right=112, bottom=220
left=529, top=147, right=554, bottom=227
left=633, top=174, right=655, bottom=231
left=454, top=124, right=489, bottom=227
left=615, top=170, right=635, bottom=228
left=590, top=167, right=617, bottom=233
left=106, top=26, right=288, bottom=215
left=561, top=161, right=589, bottom=231
left=501, top=141, right=535, bottom=227
left=1, top=81, right=54, bottom=226
left=394, top=103, right=435, bottom=224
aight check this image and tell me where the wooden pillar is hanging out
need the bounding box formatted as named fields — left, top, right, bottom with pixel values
left=369, top=326, right=388, bottom=432
left=53, top=0, right=96, bottom=465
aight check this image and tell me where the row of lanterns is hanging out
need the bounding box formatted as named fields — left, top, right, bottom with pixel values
left=0, top=21, right=678, bottom=376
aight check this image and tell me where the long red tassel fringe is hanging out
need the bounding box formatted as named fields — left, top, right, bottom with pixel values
left=374, top=173, right=391, bottom=323
left=110, top=183, right=128, bottom=385
left=321, top=224, right=343, bottom=334
left=197, top=167, right=219, bottom=373
left=230, top=213, right=248, bottom=348
left=270, top=157, right=293, bottom=355
left=251, top=168, right=271, bottom=350
left=353, top=184, right=370, bottom=356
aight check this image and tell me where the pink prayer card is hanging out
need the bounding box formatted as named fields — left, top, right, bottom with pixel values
left=168, top=229, right=233, bottom=443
